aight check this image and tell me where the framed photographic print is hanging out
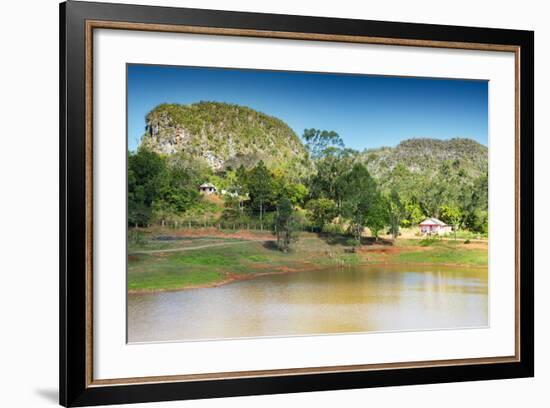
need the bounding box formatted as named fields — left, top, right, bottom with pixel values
left=60, top=1, right=534, bottom=406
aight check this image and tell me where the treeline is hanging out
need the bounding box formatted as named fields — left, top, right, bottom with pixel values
left=128, top=129, right=488, bottom=250
left=128, top=149, right=207, bottom=227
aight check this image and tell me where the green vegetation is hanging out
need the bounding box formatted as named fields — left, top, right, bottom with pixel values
left=362, top=138, right=488, bottom=234
left=419, top=236, right=442, bottom=247
left=440, top=204, right=463, bottom=240
left=303, top=128, right=344, bottom=159
left=141, top=102, right=310, bottom=173
left=128, top=148, right=207, bottom=227
left=128, top=234, right=349, bottom=291
left=127, top=102, right=489, bottom=293
left=128, top=233, right=487, bottom=292
left=273, top=197, right=301, bottom=252
left=246, top=160, right=273, bottom=230
left=128, top=253, right=224, bottom=291
left=396, top=241, right=487, bottom=266
left=133, top=103, right=488, bottom=242
left=387, top=189, right=406, bottom=240
left=305, top=198, right=337, bottom=231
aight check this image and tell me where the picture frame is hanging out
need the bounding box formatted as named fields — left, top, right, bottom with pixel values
left=60, top=1, right=534, bottom=406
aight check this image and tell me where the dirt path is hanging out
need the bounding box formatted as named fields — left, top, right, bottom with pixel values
left=396, top=235, right=488, bottom=243
left=130, top=239, right=273, bottom=255
left=147, top=227, right=274, bottom=241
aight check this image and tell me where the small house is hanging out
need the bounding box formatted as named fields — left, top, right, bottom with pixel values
left=199, top=182, right=217, bottom=195
left=419, top=218, right=452, bottom=235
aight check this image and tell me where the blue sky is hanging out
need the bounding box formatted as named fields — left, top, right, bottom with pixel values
left=127, top=64, right=488, bottom=152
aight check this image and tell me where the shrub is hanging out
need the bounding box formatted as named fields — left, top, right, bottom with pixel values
left=419, top=236, right=439, bottom=247
left=322, top=223, right=346, bottom=235
left=128, top=230, right=148, bottom=246
left=345, top=238, right=359, bottom=248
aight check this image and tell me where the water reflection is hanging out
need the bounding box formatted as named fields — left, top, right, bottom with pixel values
left=128, top=264, right=488, bottom=343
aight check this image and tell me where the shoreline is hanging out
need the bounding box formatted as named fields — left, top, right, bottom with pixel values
left=127, top=260, right=488, bottom=295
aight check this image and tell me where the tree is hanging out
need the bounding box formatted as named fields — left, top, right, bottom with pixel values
left=246, top=161, right=274, bottom=231
left=235, top=165, right=249, bottom=197
left=273, top=197, right=300, bottom=252
left=366, top=195, right=388, bottom=241
left=157, top=165, right=200, bottom=213
left=305, top=198, right=337, bottom=231
left=303, top=128, right=344, bottom=159
left=440, top=204, right=463, bottom=240
left=166, top=150, right=212, bottom=187
left=341, top=164, right=379, bottom=245
left=227, top=165, right=250, bottom=214
left=308, top=147, right=357, bottom=212
left=221, top=195, right=242, bottom=223
left=460, top=172, right=488, bottom=233
left=271, top=167, right=309, bottom=206
left=402, top=198, right=425, bottom=227
left=344, top=197, right=369, bottom=245
left=340, top=163, right=389, bottom=242
left=382, top=163, right=416, bottom=200
left=387, top=190, right=405, bottom=240
left=283, top=182, right=309, bottom=206
left=127, top=148, right=166, bottom=227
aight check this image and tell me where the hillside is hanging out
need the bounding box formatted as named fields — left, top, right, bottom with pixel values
left=140, top=102, right=309, bottom=171
left=360, top=138, right=488, bottom=180
left=131, top=103, right=489, bottom=232
left=139, top=103, right=487, bottom=180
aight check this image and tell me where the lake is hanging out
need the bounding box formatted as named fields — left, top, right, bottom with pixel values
left=127, top=264, right=488, bottom=343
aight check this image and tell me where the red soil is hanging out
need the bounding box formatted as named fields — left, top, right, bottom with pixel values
left=159, top=227, right=275, bottom=241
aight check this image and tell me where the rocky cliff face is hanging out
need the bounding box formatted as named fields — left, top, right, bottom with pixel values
left=140, top=102, right=308, bottom=171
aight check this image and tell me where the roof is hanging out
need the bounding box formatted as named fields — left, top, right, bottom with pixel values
left=419, top=218, right=447, bottom=226
left=199, top=183, right=216, bottom=189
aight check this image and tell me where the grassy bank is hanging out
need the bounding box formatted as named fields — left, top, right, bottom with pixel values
left=127, top=229, right=487, bottom=293
left=389, top=238, right=487, bottom=266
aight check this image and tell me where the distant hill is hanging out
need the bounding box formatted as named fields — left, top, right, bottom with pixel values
left=140, top=102, right=309, bottom=171
left=139, top=103, right=487, bottom=187
left=360, top=138, right=488, bottom=180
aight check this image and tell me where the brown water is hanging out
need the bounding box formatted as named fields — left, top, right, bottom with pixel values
left=127, top=264, right=488, bottom=343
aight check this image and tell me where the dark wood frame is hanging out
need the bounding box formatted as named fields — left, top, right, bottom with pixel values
left=60, top=1, right=534, bottom=406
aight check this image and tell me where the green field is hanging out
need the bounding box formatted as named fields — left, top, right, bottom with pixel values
left=394, top=239, right=488, bottom=266
left=127, top=231, right=487, bottom=292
